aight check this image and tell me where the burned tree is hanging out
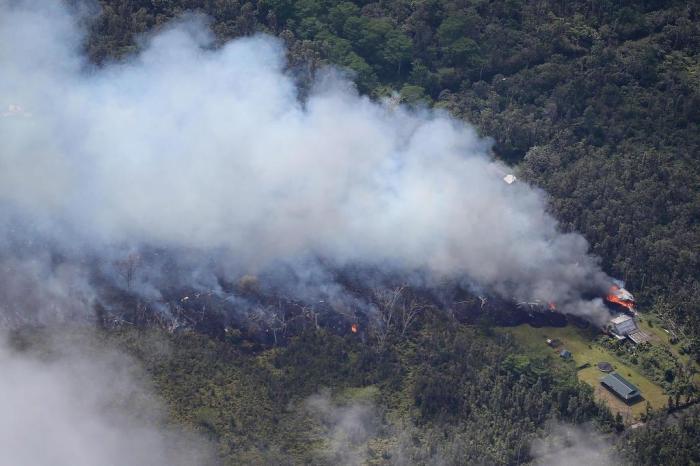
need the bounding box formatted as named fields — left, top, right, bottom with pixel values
left=369, top=285, right=405, bottom=348
left=116, top=252, right=140, bottom=290
left=398, top=294, right=430, bottom=338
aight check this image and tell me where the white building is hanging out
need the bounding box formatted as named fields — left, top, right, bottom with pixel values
left=610, top=314, right=637, bottom=337
left=609, top=314, right=651, bottom=344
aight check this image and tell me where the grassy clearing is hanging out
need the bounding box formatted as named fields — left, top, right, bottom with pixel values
left=500, top=324, right=668, bottom=420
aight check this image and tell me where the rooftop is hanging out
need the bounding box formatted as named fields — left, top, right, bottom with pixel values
left=628, top=330, right=651, bottom=345
left=601, top=372, right=641, bottom=401
left=610, top=314, right=633, bottom=325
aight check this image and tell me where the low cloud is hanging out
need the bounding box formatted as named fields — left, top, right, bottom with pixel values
left=0, top=331, right=213, bottom=466
left=529, top=423, right=617, bottom=466
left=304, top=391, right=380, bottom=466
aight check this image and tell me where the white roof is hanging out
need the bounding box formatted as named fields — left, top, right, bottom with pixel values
left=503, top=174, right=517, bottom=184
left=610, top=315, right=632, bottom=324
left=614, top=288, right=634, bottom=300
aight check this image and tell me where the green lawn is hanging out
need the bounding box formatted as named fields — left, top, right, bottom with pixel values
left=500, top=324, right=668, bottom=419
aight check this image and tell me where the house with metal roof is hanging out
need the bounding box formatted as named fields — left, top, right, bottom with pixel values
left=610, top=315, right=637, bottom=336
left=608, top=314, right=651, bottom=344
left=601, top=372, right=641, bottom=402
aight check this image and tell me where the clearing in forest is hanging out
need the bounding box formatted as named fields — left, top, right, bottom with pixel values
left=500, top=323, right=669, bottom=421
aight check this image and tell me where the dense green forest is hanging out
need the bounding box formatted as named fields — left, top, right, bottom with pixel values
left=74, top=1, right=700, bottom=464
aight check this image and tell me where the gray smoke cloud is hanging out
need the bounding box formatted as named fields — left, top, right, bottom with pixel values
left=0, top=254, right=96, bottom=327
left=0, top=331, right=213, bottom=466
left=0, top=1, right=611, bottom=322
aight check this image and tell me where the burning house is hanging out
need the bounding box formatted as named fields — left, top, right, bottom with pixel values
left=606, top=284, right=636, bottom=314
left=602, top=282, right=650, bottom=344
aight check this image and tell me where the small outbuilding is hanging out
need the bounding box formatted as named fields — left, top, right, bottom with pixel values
left=560, top=349, right=572, bottom=359
left=601, top=372, right=641, bottom=402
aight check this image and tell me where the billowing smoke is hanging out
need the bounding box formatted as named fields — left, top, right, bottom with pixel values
left=0, top=1, right=611, bottom=323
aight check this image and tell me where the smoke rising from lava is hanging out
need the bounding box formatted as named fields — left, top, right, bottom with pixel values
left=0, top=1, right=611, bottom=323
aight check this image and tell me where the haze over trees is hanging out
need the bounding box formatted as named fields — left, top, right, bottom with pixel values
left=87, top=0, right=699, bottom=354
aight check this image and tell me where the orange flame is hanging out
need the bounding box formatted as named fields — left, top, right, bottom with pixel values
left=606, top=294, right=634, bottom=309
left=606, top=285, right=634, bottom=310
left=351, top=323, right=358, bottom=334
left=548, top=302, right=556, bottom=311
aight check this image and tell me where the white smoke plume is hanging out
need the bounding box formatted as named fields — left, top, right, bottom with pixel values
left=0, top=1, right=611, bottom=322
left=529, top=423, right=617, bottom=466
left=0, top=331, right=213, bottom=466
left=304, top=391, right=380, bottom=466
